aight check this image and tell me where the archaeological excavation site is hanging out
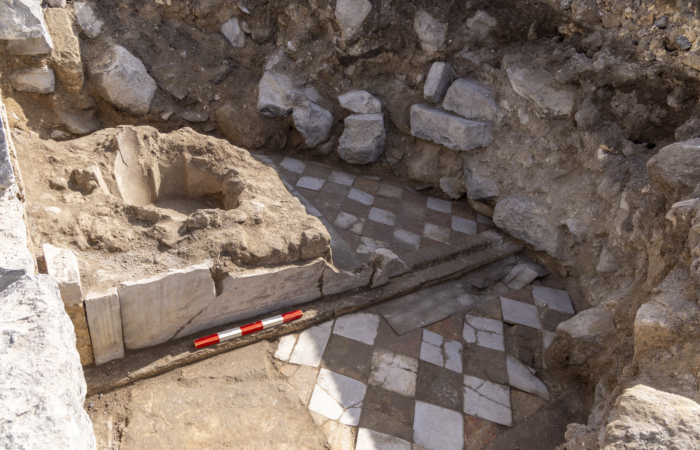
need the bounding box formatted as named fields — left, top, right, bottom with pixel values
left=5, top=0, right=700, bottom=448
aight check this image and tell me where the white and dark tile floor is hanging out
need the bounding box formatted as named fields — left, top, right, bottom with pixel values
left=273, top=276, right=575, bottom=450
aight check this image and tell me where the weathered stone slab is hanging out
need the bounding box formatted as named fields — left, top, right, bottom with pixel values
left=45, top=8, right=84, bottom=92
left=338, top=113, right=386, bottom=164
left=321, top=263, right=372, bottom=296
left=339, top=90, right=382, bottom=114
left=173, top=259, right=325, bottom=339
left=410, top=104, right=492, bottom=151
left=424, top=62, right=451, bottom=104
left=43, top=244, right=94, bottom=365
left=0, top=0, right=53, bottom=55
left=506, top=66, right=574, bottom=119
left=293, top=102, right=333, bottom=148
left=492, top=194, right=561, bottom=257
left=443, top=78, right=505, bottom=123
left=118, top=262, right=216, bottom=349
left=257, top=71, right=297, bottom=118
left=9, top=66, right=55, bottom=93
left=84, top=289, right=124, bottom=366
left=0, top=275, right=96, bottom=449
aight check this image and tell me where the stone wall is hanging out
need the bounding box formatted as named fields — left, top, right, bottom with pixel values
left=0, top=91, right=96, bottom=448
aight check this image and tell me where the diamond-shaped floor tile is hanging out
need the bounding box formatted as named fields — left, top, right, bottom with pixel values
left=413, top=401, right=464, bottom=450
left=280, top=157, right=306, bottom=174
left=500, top=297, right=542, bottom=330
left=532, top=285, right=574, bottom=314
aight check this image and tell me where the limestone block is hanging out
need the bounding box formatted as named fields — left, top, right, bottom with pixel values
left=293, top=102, right=333, bottom=148
left=423, top=62, right=451, bottom=104
left=43, top=243, right=93, bottom=365
left=338, top=113, right=386, bottom=164
left=257, top=71, right=298, bottom=118
left=602, top=385, right=700, bottom=449
left=84, top=289, right=124, bottom=365
left=410, top=104, right=492, bottom=151
left=492, top=194, right=561, bottom=257
left=370, top=248, right=403, bottom=288
left=45, top=8, right=84, bottom=92
left=73, top=2, right=103, bottom=39
left=443, top=78, right=505, bottom=122
left=464, top=161, right=500, bottom=200
left=9, top=66, right=55, bottom=94
left=0, top=0, right=53, bottom=55
left=322, top=263, right=372, bottom=296
left=335, top=0, right=372, bottom=40
left=414, top=10, right=446, bottom=54
left=0, top=111, right=14, bottom=192
left=555, top=306, right=614, bottom=365
left=172, top=259, right=325, bottom=339
left=0, top=275, right=96, bottom=449
left=647, top=138, right=700, bottom=204
left=118, top=262, right=216, bottom=349
left=221, top=16, right=245, bottom=48
left=0, top=189, right=34, bottom=292
left=89, top=45, right=157, bottom=116
left=506, top=66, right=574, bottom=119
left=338, top=90, right=382, bottom=114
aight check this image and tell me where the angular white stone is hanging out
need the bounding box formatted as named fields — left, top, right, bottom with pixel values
left=414, top=10, right=446, bottom=54
left=338, top=90, right=382, bottom=114
left=280, top=157, right=306, bottom=174
left=462, top=323, right=476, bottom=343
left=0, top=189, right=34, bottom=291
left=177, top=259, right=325, bottom=338
left=467, top=11, right=497, bottom=32
left=443, top=339, right=463, bottom=373
left=504, top=264, right=539, bottom=290
left=500, top=297, right=542, bottom=329
left=316, top=368, right=367, bottom=408
left=477, top=380, right=510, bottom=407
left=477, top=395, right=512, bottom=426
left=465, top=315, right=503, bottom=334
left=339, top=407, right=362, bottom=426
left=506, top=355, right=550, bottom=400
left=356, top=236, right=389, bottom=255
left=422, top=329, right=443, bottom=346
left=410, top=104, right=492, bottom=151
left=338, top=113, right=386, bottom=165
left=289, top=321, right=334, bottom=367
left=0, top=0, right=53, bottom=55
left=463, top=387, right=480, bottom=416
left=221, top=16, right=245, bottom=48
left=328, top=170, right=355, bottom=186
left=10, top=66, right=55, bottom=93
left=420, top=341, right=443, bottom=367
left=424, top=62, right=451, bottom=104
left=506, top=66, right=574, bottom=119
left=368, top=207, right=396, bottom=226
left=370, top=248, right=403, bottom=288
left=369, top=348, right=418, bottom=397
left=74, top=2, right=103, bottom=39
left=427, top=196, right=452, bottom=214
left=477, top=331, right=504, bottom=352
left=43, top=244, right=82, bottom=307
left=333, top=312, right=380, bottom=345
left=297, top=176, right=326, bottom=191
left=119, top=263, right=216, bottom=349
left=84, top=289, right=124, bottom=365
left=335, top=0, right=372, bottom=40
left=293, top=102, right=333, bottom=148
left=309, top=384, right=343, bottom=420
left=532, top=285, right=574, bottom=314
left=443, top=78, right=505, bottom=123
left=356, top=428, right=411, bottom=450
left=413, top=401, right=464, bottom=450
left=423, top=223, right=450, bottom=243
left=321, top=263, right=372, bottom=297
left=257, top=71, right=297, bottom=118
left=451, top=216, right=477, bottom=235
left=348, top=187, right=375, bottom=205
left=274, top=334, right=298, bottom=362
left=89, top=45, right=157, bottom=116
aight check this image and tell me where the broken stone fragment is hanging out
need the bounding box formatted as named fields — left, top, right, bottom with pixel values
left=439, top=175, right=465, bottom=200
left=370, top=248, right=404, bottom=288
left=257, top=71, right=297, bottom=118
left=89, top=45, right=157, bottom=116
left=292, top=102, right=333, bottom=148
left=552, top=306, right=614, bottom=366
left=564, top=217, right=587, bottom=245
left=492, top=194, right=560, bottom=257
left=467, top=10, right=497, bottom=33
left=221, top=16, right=245, bottom=48
left=335, top=0, right=372, bottom=40
left=180, top=110, right=209, bottom=123
left=646, top=138, right=700, bottom=204
left=0, top=0, right=53, bottom=55
left=423, top=62, right=451, bottom=104
left=443, top=78, right=505, bottom=123
left=596, top=243, right=619, bottom=273
left=414, top=10, right=446, bottom=54
left=410, top=104, right=492, bottom=151
left=74, top=2, right=103, bottom=39
left=463, top=162, right=500, bottom=201
left=337, top=113, right=386, bottom=165
left=71, top=165, right=110, bottom=195
left=300, top=228, right=331, bottom=260
left=338, top=90, right=382, bottom=114
left=44, top=8, right=84, bottom=92
left=9, top=66, right=55, bottom=94
left=84, top=289, right=124, bottom=365
left=506, top=65, right=574, bottom=119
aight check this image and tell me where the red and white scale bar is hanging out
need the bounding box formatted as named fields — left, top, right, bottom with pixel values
left=194, top=309, right=303, bottom=349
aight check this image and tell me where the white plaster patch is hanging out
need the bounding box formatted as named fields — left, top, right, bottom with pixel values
left=356, top=236, right=389, bottom=254
left=394, top=228, right=421, bottom=249
left=335, top=211, right=361, bottom=230
left=443, top=339, right=463, bottom=373
left=333, top=312, right=380, bottom=345
left=423, top=223, right=451, bottom=242
left=280, top=157, right=306, bottom=174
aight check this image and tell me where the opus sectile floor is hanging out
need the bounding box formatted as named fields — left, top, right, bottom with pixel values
left=271, top=270, right=576, bottom=450
left=253, top=154, right=496, bottom=261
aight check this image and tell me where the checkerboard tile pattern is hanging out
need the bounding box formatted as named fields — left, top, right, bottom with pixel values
left=272, top=279, right=575, bottom=449
left=254, top=154, right=496, bottom=259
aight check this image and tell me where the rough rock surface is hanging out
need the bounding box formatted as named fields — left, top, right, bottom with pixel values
left=443, top=78, right=505, bottom=123
left=293, top=102, right=333, bottom=148
left=221, top=16, right=245, bottom=48
left=216, top=102, right=286, bottom=150
left=335, top=0, right=372, bottom=40
left=410, top=104, right=492, bottom=151
left=647, top=138, right=700, bottom=204
left=88, top=45, right=157, bottom=116
left=414, top=10, right=446, bottom=54
left=73, top=2, right=103, bottom=38
left=423, top=62, right=451, bottom=104
left=493, top=194, right=560, bottom=257
left=338, top=113, right=385, bottom=164
left=0, top=186, right=34, bottom=293
left=45, top=8, right=84, bottom=92
left=0, top=0, right=53, bottom=55
left=338, top=90, right=381, bottom=114
left=506, top=65, right=574, bottom=119
left=9, top=65, right=55, bottom=94
left=0, top=275, right=96, bottom=450
left=553, top=306, right=615, bottom=366
left=257, top=71, right=298, bottom=118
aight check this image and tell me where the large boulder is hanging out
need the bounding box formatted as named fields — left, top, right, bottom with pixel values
left=493, top=194, right=561, bottom=256
left=0, top=0, right=53, bottom=55
left=9, top=66, right=55, bottom=93
left=338, top=113, right=385, bottom=164
left=45, top=8, right=84, bottom=92
left=89, top=45, right=157, bottom=116
left=602, top=385, right=700, bottom=449
left=506, top=65, right=574, bottom=119
left=410, top=104, right=492, bottom=151
left=292, top=102, right=333, bottom=148
left=414, top=10, right=446, bottom=54
left=443, top=78, right=505, bottom=123
left=647, top=138, right=700, bottom=204
left=335, top=0, right=372, bottom=40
